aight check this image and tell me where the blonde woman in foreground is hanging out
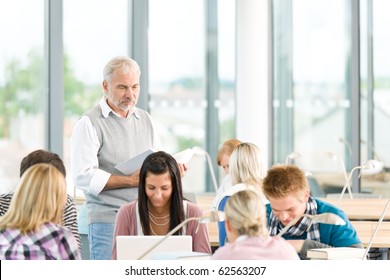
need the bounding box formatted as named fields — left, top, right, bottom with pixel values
left=0, top=163, right=80, bottom=260
left=212, top=190, right=299, bottom=260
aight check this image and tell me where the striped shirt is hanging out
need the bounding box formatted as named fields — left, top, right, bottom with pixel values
left=0, top=193, right=80, bottom=249
left=0, top=222, right=81, bottom=260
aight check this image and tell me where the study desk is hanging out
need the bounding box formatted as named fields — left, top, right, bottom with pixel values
left=322, top=198, right=390, bottom=221
left=324, top=199, right=390, bottom=257
left=350, top=221, right=390, bottom=249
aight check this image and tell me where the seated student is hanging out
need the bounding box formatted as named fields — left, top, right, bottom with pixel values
left=212, top=190, right=299, bottom=260
left=211, top=139, right=242, bottom=209
left=0, top=149, right=80, bottom=249
left=215, top=142, right=268, bottom=246
left=112, top=151, right=211, bottom=260
left=262, top=164, right=363, bottom=260
left=0, top=163, right=81, bottom=260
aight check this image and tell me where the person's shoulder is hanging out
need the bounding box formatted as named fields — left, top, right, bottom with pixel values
left=210, top=245, right=230, bottom=260
left=185, top=201, right=203, bottom=216
left=220, top=175, right=232, bottom=188
left=0, top=192, right=13, bottom=216
left=43, top=223, right=79, bottom=250
left=0, top=192, right=13, bottom=200
left=265, top=202, right=272, bottom=212
left=65, top=194, right=76, bottom=205
left=269, top=236, right=300, bottom=259
left=84, top=103, right=102, bottom=118
left=63, top=195, right=77, bottom=214
left=42, top=222, right=71, bottom=235
left=185, top=201, right=200, bottom=210
left=315, top=197, right=350, bottom=221
left=134, top=107, right=153, bottom=119
left=315, top=197, right=340, bottom=213
left=118, top=200, right=137, bottom=214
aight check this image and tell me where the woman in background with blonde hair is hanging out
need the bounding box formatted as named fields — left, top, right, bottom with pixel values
left=215, top=142, right=268, bottom=246
left=229, top=142, right=266, bottom=196
left=212, top=190, right=299, bottom=260
left=0, top=163, right=80, bottom=260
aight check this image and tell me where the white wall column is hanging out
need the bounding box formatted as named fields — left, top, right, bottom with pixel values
left=236, top=0, right=270, bottom=167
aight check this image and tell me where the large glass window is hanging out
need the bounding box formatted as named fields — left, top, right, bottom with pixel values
left=0, top=0, right=45, bottom=194
left=217, top=0, right=236, bottom=165
left=63, top=0, right=128, bottom=197
left=370, top=1, right=390, bottom=166
left=360, top=0, right=390, bottom=198
left=274, top=0, right=350, bottom=169
left=273, top=0, right=390, bottom=198
left=148, top=0, right=236, bottom=193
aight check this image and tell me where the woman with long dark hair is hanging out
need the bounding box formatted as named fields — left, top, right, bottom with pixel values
left=112, top=151, right=210, bottom=259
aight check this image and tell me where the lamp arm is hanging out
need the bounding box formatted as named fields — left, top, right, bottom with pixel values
left=339, top=158, right=349, bottom=183
left=338, top=166, right=361, bottom=201
left=205, top=153, right=219, bottom=193
left=362, top=199, right=390, bottom=260
left=136, top=217, right=199, bottom=260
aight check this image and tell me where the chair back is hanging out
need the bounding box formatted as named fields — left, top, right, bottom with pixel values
left=217, top=195, right=230, bottom=246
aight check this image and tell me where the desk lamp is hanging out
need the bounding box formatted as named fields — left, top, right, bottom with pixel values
left=334, top=136, right=353, bottom=155
left=277, top=212, right=346, bottom=237
left=323, top=152, right=351, bottom=199
left=339, top=159, right=384, bottom=201
left=285, top=152, right=300, bottom=165
left=137, top=210, right=225, bottom=260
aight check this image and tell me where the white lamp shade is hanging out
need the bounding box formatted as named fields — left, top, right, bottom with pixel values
left=360, top=160, right=384, bottom=175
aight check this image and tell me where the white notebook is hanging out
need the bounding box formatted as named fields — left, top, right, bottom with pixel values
left=115, top=149, right=156, bottom=175
left=116, top=235, right=193, bottom=260
left=307, top=247, right=366, bottom=260
left=115, top=148, right=194, bottom=175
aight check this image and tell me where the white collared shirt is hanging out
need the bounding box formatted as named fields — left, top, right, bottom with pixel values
left=70, top=97, right=161, bottom=196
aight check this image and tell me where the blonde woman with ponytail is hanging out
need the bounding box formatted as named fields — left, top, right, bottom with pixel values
left=212, top=190, right=299, bottom=260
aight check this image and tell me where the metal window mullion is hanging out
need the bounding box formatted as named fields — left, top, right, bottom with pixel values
left=131, top=0, right=149, bottom=111
left=350, top=0, right=361, bottom=192
left=268, top=0, right=274, bottom=166
left=44, top=0, right=63, bottom=157
left=367, top=0, right=374, bottom=160
left=273, top=0, right=293, bottom=164
left=205, top=0, right=219, bottom=192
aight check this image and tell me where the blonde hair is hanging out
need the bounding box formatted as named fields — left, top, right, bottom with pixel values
left=216, top=139, right=242, bottom=166
left=0, top=163, right=67, bottom=234
left=225, top=190, right=268, bottom=237
left=229, top=142, right=265, bottom=187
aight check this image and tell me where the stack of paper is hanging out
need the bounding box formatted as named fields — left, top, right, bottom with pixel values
left=115, top=149, right=156, bottom=175
left=115, top=148, right=194, bottom=175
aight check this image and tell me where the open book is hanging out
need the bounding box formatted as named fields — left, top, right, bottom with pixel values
left=115, top=148, right=194, bottom=175
left=307, top=247, right=366, bottom=260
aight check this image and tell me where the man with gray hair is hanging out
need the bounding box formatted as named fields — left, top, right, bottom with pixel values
left=70, top=56, right=164, bottom=260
